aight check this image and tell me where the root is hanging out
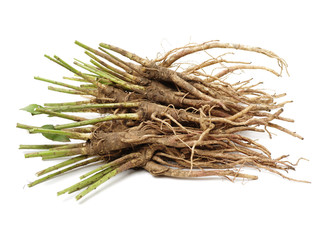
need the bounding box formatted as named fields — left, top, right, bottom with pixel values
left=214, top=65, right=281, bottom=79
left=143, top=161, right=258, bottom=180
left=157, top=40, right=288, bottom=75
left=19, top=39, right=307, bottom=201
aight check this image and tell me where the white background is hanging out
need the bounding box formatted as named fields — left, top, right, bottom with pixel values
left=1, top=0, right=327, bottom=239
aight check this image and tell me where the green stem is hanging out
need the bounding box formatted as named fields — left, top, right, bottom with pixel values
left=75, top=40, right=132, bottom=73
left=74, top=59, right=144, bottom=91
left=87, top=61, right=131, bottom=87
left=63, top=76, right=88, bottom=82
left=79, top=73, right=99, bottom=78
left=80, top=84, right=96, bottom=89
left=24, top=147, right=83, bottom=159
left=80, top=162, right=112, bottom=179
left=29, top=128, right=90, bottom=140
left=53, top=55, right=80, bottom=74
left=44, top=54, right=67, bottom=69
left=80, top=152, right=139, bottom=179
left=35, top=108, right=87, bottom=121
left=85, top=51, right=134, bottom=83
left=74, top=60, right=121, bottom=84
left=53, top=113, right=140, bottom=130
left=57, top=166, right=113, bottom=196
left=19, top=144, right=65, bottom=149
left=28, top=158, right=102, bottom=188
left=47, top=54, right=113, bottom=91
left=75, top=169, right=118, bottom=200
left=48, top=86, right=88, bottom=95
left=48, top=102, right=140, bottom=113
left=96, top=51, right=147, bottom=85
left=89, top=58, right=113, bottom=74
left=37, top=155, right=90, bottom=176
left=85, top=51, right=116, bottom=71
left=41, top=143, right=86, bottom=160
left=45, top=54, right=97, bottom=89
left=35, top=76, right=93, bottom=95
left=45, top=54, right=112, bottom=99
left=44, top=100, right=92, bottom=107
left=17, top=123, right=36, bottom=130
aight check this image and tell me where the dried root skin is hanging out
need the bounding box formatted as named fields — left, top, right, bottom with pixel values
left=143, top=161, right=258, bottom=180
left=157, top=40, right=288, bottom=74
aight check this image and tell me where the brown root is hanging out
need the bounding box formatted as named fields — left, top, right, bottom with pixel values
left=143, top=161, right=258, bottom=180
left=156, top=40, right=288, bottom=75
left=20, top=40, right=307, bottom=201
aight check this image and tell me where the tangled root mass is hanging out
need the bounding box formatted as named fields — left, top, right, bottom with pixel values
left=18, top=40, right=308, bottom=201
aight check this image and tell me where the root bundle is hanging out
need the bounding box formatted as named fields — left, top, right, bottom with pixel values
left=18, top=40, right=307, bottom=201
